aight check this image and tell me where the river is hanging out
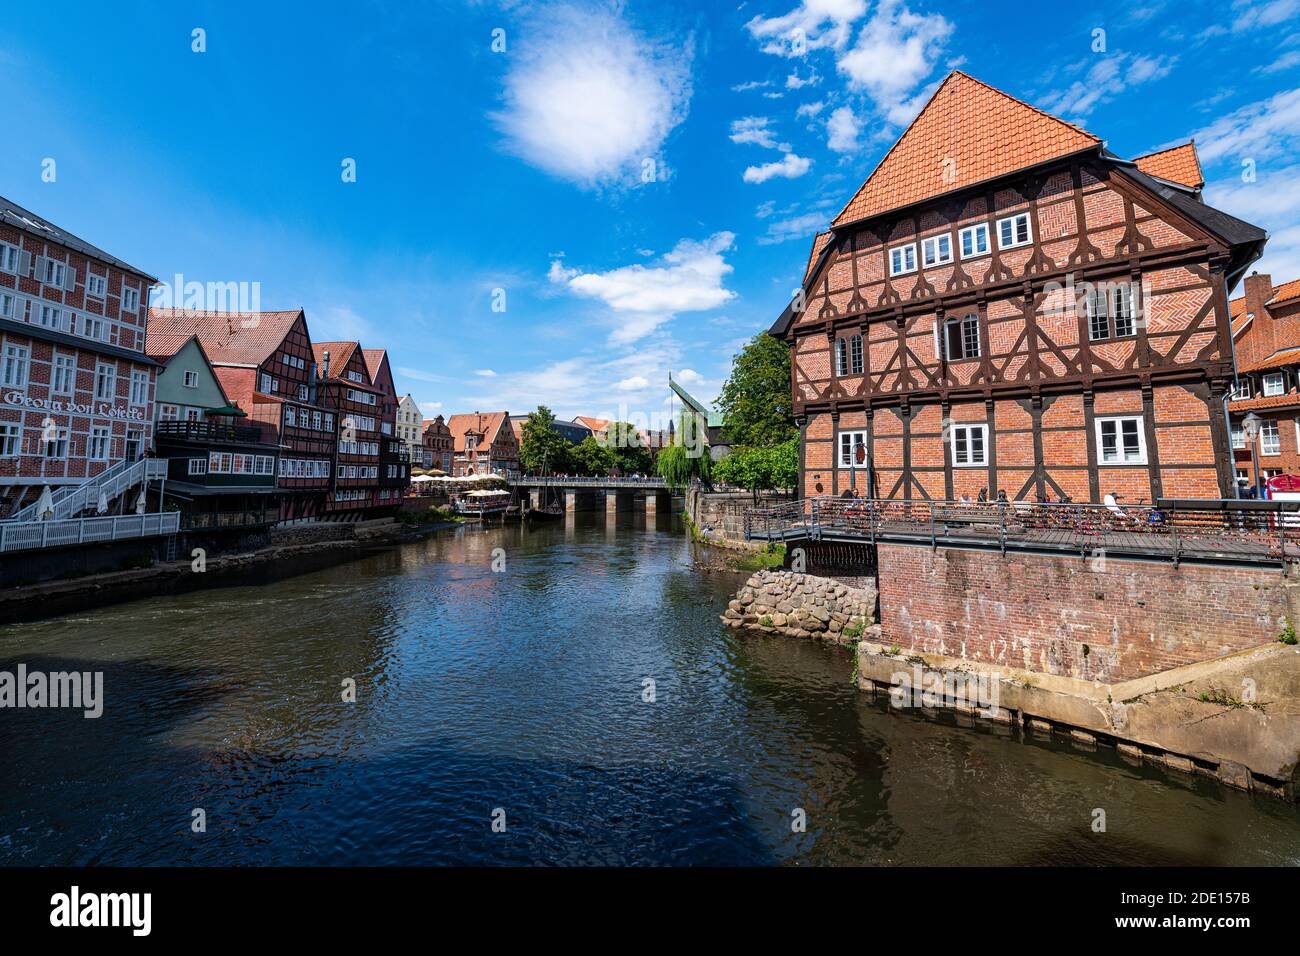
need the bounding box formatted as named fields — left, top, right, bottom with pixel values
left=2, top=514, right=1299, bottom=866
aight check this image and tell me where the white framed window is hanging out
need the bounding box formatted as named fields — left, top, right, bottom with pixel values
left=0, top=423, right=19, bottom=457
left=888, top=243, right=917, bottom=277
left=80, top=315, right=105, bottom=341
left=943, top=314, right=981, bottom=360
left=838, top=429, right=868, bottom=467
left=1263, top=373, right=1285, bottom=397
left=42, top=258, right=66, bottom=288
left=159, top=403, right=179, bottom=420
left=188, top=457, right=208, bottom=476
left=1232, top=424, right=1246, bottom=450
left=959, top=223, right=990, bottom=259
left=1096, top=415, right=1147, bottom=464
left=284, top=406, right=297, bottom=427
left=86, top=273, right=107, bottom=298
left=259, top=372, right=275, bottom=394
left=43, top=427, right=68, bottom=459
left=183, top=369, right=198, bottom=388
left=835, top=333, right=864, bottom=376
left=951, top=424, right=988, bottom=467
left=1230, top=379, right=1252, bottom=401
left=36, top=303, right=68, bottom=331
left=996, top=212, right=1032, bottom=249
left=121, top=285, right=140, bottom=312
left=298, top=383, right=308, bottom=401
left=1088, top=284, right=1137, bottom=340
left=94, top=363, right=117, bottom=401
left=921, top=234, right=953, bottom=267
left=0, top=292, right=16, bottom=319
left=52, top=353, right=75, bottom=393
left=88, top=425, right=110, bottom=460
left=185, top=407, right=200, bottom=422
left=130, top=370, right=149, bottom=405
left=1261, top=420, right=1281, bottom=456
left=3, top=343, right=29, bottom=388
left=0, top=242, right=20, bottom=274
left=1112, top=283, right=1135, bottom=337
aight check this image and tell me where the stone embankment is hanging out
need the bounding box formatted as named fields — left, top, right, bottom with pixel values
left=721, top=569, right=877, bottom=644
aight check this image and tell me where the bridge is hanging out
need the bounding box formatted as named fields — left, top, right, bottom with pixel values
left=508, top=476, right=673, bottom=514
left=744, top=496, right=1300, bottom=569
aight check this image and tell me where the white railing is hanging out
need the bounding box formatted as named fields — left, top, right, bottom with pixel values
left=0, top=511, right=180, bottom=553
left=8, top=458, right=166, bottom=522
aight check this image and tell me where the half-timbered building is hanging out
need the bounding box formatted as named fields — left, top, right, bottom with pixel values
left=771, top=71, right=1267, bottom=505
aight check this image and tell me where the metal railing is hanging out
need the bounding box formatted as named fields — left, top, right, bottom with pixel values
left=511, top=476, right=668, bottom=488
left=743, top=496, right=1300, bottom=568
left=155, top=420, right=272, bottom=445
left=182, top=509, right=278, bottom=530
left=0, top=511, right=180, bottom=553
left=7, top=458, right=167, bottom=522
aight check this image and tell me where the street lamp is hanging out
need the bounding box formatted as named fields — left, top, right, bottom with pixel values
left=1242, top=411, right=1263, bottom=498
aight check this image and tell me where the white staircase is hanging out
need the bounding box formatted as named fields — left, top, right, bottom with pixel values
left=8, top=458, right=167, bottom=522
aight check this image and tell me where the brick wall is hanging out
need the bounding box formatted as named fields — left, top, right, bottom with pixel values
left=877, top=542, right=1290, bottom=681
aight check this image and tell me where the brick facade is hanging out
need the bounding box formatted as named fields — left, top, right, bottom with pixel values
left=876, top=543, right=1289, bottom=682
left=0, top=197, right=158, bottom=515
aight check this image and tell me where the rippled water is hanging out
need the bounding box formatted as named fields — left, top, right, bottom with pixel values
left=2, top=513, right=1299, bottom=865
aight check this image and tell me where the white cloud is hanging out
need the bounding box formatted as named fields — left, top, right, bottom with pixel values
left=1182, top=88, right=1300, bottom=166
left=616, top=375, right=650, bottom=390
left=490, top=4, right=692, bottom=188
left=745, top=0, right=869, bottom=57
left=796, top=100, right=826, bottom=118
left=1258, top=51, right=1300, bottom=74
left=397, top=366, right=447, bottom=383
left=786, top=68, right=820, bottom=89
left=548, top=233, right=738, bottom=344
left=475, top=369, right=497, bottom=377
left=733, top=79, right=772, bottom=92
left=676, top=368, right=705, bottom=385
left=743, top=152, right=813, bottom=183
left=826, top=104, right=860, bottom=152
left=418, top=401, right=443, bottom=414
left=836, top=0, right=953, bottom=125
left=1206, top=163, right=1300, bottom=280
left=729, top=116, right=788, bottom=150
left=757, top=210, right=830, bottom=245
left=1040, top=53, right=1176, bottom=119
left=1233, top=0, right=1300, bottom=31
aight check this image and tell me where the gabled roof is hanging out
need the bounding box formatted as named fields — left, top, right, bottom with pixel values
left=312, top=341, right=363, bottom=382
left=831, top=71, right=1102, bottom=228
left=1133, top=143, right=1204, bottom=191
left=447, top=411, right=511, bottom=454
left=1240, top=346, right=1300, bottom=373
left=147, top=308, right=305, bottom=367
left=0, top=194, right=158, bottom=281
left=574, top=416, right=610, bottom=433
left=805, top=231, right=833, bottom=282
left=143, top=331, right=233, bottom=406
left=1269, top=278, right=1300, bottom=308
left=362, top=348, right=390, bottom=382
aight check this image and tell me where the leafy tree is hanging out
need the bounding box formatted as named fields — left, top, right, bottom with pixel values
left=716, top=332, right=796, bottom=448
left=570, top=435, right=614, bottom=476
left=603, top=421, right=654, bottom=474
left=656, top=412, right=712, bottom=489
left=713, top=439, right=799, bottom=503
left=518, top=406, right=572, bottom=475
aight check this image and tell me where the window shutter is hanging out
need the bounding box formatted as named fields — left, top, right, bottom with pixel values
left=18, top=250, right=31, bottom=277
left=64, top=267, right=76, bottom=291
left=33, top=256, right=45, bottom=284
left=933, top=318, right=943, bottom=360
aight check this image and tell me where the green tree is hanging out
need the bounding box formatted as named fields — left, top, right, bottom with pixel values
left=656, top=412, right=712, bottom=489
left=716, top=332, right=796, bottom=448
left=570, top=435, right=614, bottom=476
left=713, top=439, right=799, bottom=503
left=518, top=406, right=572, bottom=475
left=603, top=421, right=653, bottom=475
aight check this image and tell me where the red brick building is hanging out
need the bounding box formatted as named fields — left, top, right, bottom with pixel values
left=0, top=195, right=158, bottom=516
left=1227, top=274, right=1300, bottom=488
left=148, top=308, right=337, bottom=520
left=447, top=411, right=519, bottom=477
left=422, top=415, right=453, bottom=472
left=313, top=341, right=388, bottom=515
left=362, top=347, right=410, bottom=504
left=772, top=71, right=1267, bottom=505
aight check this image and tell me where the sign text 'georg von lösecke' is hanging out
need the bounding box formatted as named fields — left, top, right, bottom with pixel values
left=3, top=390, right=147, bottom=422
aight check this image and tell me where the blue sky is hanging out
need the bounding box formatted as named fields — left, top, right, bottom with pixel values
left=1, top=0, right=1298, bottom=430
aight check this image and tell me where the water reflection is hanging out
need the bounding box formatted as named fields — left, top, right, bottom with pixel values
left=1, top=513, right=1298, bottom=865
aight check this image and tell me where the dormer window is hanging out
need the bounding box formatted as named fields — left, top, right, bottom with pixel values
left=1263, top=372, right=1285, bottom=397
left=1230, top=379, right=1252, bottom=401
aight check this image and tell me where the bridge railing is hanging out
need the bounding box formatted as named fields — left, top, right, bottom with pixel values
left=744, top=496, right=1299, bottom=567
left=510, top=476, right=668, bottom=487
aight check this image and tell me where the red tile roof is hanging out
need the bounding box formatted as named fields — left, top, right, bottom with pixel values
left=1133, top=143, right=1204, bottom=190
left=1240, top=346, right=1300, bottom=373
left=574, top=416, right=609, bottom=433
left=447, top=411, right=511, bottom=454
left=805, top=231, right=833, bottom=282
left=1229, top=390, right=1300, bottom=412
left=831, top=71, right=1102, bottom=228
left=1269, top=277, right=1300, bottom=307
left=146, top=308, right=305, bottom=367
left=312, top=341, right=362, bottom=381
left=361, top=348, right=388, bottom=382
left=143, top=329, right=198, bottom=364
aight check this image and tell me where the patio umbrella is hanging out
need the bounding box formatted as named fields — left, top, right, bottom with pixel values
left=135, top=488, right=147, bottom=515
left=34, top=485, right=54, bottom=521
left=97, top=491, right=109, bottom=514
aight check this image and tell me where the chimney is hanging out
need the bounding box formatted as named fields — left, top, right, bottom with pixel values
left=322, top=350, right=331, bottom=378
left=1241, top=272, right=1275, bottom=368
